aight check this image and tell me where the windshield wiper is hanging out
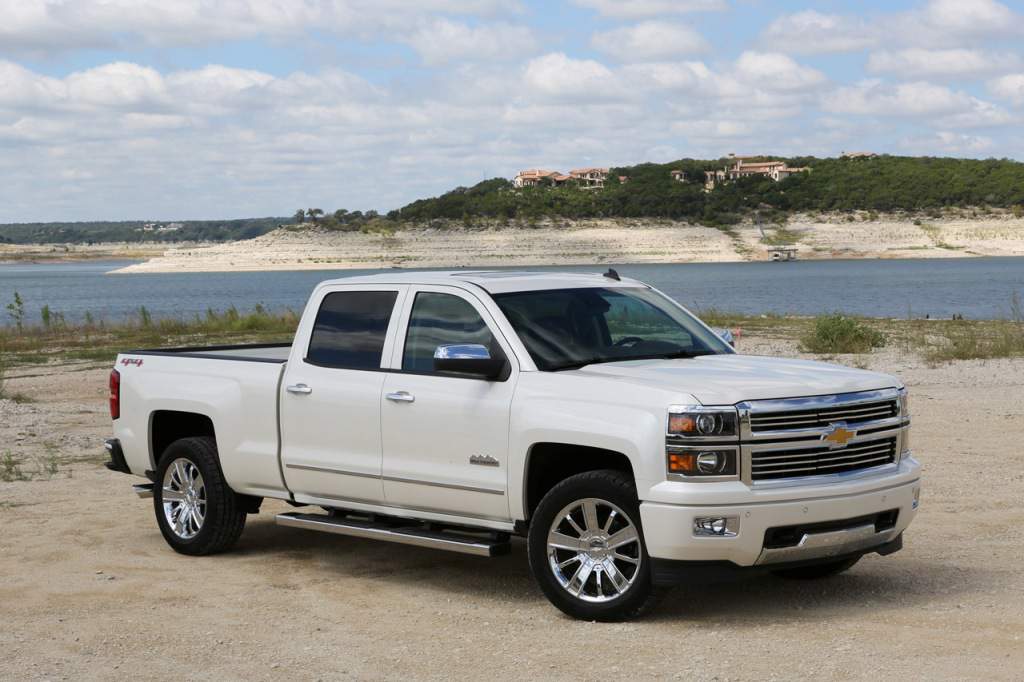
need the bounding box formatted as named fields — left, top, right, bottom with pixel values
left=547, top=350, right=716, bottom=371
left=548, top=357, right=616, bottom=372
left=652, top=350, right=717, bottom=359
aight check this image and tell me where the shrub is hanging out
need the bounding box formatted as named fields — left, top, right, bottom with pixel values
left=921, top=298, right=1024, bottom=363
left=800, top=314, right=887, bottom=354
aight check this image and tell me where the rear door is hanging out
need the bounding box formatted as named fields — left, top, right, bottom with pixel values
left=280, top=284, right=407, bottom=504
left=380, top=285, right=516, bottom=520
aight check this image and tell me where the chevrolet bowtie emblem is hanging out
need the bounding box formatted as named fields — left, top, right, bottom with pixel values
left=822, top=424, right=856, bottom=448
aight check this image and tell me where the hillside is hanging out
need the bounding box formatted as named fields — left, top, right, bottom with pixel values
left=391, top=156, right=1024, bottom=227
left=0, top=217, right=289, bottom=245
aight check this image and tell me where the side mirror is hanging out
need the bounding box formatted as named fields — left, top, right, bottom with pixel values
left=433, top=344, right=505, bottom=379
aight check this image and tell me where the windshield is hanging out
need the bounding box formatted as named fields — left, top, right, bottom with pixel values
left=492, top=287, right=732, bottom=371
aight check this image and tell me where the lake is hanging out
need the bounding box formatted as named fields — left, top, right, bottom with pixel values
left=1, top=257, right=1023, bottom=325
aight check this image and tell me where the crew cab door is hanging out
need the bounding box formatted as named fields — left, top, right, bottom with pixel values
left=380, top=286, right=516, bottom=520
left=280, top=284, right=407, bottom=504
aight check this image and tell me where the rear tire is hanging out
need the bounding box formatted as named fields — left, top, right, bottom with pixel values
left=153, top=437, right=247, bottom=556
left=771, top=556, right=860, bottom=580
left=527, top=469, right=659, bottom=621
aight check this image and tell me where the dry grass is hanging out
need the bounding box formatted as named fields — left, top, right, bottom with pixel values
left=0, top=304, right=298, bottom=369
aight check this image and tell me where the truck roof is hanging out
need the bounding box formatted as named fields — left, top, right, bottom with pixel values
left=318, top=270, right=648, bottom=294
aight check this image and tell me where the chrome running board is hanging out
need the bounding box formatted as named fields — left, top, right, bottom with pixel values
left=275, top=511, right=511, bottom=557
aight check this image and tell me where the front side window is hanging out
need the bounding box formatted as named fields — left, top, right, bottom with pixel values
left=306, top=290, right=398, bottom=369
left=493, top=287, right=730, bottom=371
left=402, top=292, right=497, bottom=373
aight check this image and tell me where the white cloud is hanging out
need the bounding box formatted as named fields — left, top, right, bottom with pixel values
left=0, top=0, right=519, bottom=54
left=887, top=0, right=1024, bottom=48
left=621, top=61, right=712, bottom=91
left=732, top=52, right=826, bottom=92
left=902, top=130, right=994, bottom=154
left=760, top=1, right=1024, bottom=56
left=571, top=0, right=725, bottom=18
left=823, top=80, right=1013, bottom=128
left=916, top=0, right=1018, bottom=38
left=405, top=19, right=537, bottom=65
left=522, top=53, right=622, bottom=100
left=759, top=10, right=876, bottom=55
left=989, top=74, right=1024, bottom=104
left=868, top=49, right=1021, bottom=79
left=591, top=21, right=709, bottom=61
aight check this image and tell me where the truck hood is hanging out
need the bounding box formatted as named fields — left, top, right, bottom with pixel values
left=570, top=354, right=899, bottom=405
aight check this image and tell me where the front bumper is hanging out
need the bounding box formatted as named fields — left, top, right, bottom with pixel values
left=639, top=469, right=920, bottom=568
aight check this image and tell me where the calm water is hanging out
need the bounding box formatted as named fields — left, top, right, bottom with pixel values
left=1, top=258, right=1022, bottom=325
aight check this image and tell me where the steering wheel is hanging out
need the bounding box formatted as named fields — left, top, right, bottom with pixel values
left=614, top=336, right=645, bottom=347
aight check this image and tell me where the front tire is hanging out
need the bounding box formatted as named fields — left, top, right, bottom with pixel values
left=153, top=437, right=247, bottom=556
left=527, top=470, right=658, bottom=621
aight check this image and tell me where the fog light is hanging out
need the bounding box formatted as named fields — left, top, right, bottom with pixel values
left=693, top=516, right=739, bottom=537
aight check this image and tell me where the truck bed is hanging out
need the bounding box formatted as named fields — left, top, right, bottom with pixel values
left=126, top=343, right=291, bottom=363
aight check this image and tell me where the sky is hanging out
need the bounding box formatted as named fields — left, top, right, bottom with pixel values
left=2, top=0, right=1024, bottom=222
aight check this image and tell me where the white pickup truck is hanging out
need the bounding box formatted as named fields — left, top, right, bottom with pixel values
left=106, top=270, right=920, bottom=620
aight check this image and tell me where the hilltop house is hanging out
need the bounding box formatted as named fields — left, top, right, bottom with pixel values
left=841, top=151, right=878, bottom=159
left=569, top=167, right=609, bottom=189
left=704, top=154, right=808, bottom=190
left=516, top=169, right=565, bottom=188
left=670, top=169, right=687, bottom=182
left=514, top=167, right=608, bottom=188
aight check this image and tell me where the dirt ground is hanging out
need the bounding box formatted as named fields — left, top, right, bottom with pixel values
left=1, top=337, right=1022, bottom=681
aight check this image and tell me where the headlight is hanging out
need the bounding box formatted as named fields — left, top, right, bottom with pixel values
left=667, top=446, right=739, bottom=479
left=667, top=406, right=738, bottom=438
left=897, top=387, right=910, bottom=417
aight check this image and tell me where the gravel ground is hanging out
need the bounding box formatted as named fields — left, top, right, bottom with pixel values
left=1, top=338, right=1022, bottom=681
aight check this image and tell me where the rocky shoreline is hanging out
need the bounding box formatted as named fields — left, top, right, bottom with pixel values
left=111, top=215, right=1024, bottom=273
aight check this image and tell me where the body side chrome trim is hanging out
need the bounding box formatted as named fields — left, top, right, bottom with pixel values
left=285, top=463, right=379, bottom=479
left=285, top=463, right=505, bottom=495
left=384, top=474, right=505, bottom=496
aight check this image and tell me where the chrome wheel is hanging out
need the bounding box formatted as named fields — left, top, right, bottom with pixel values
left=161, top=458, right=206, bottom=540
left=546, top=497, right=642, bottom=603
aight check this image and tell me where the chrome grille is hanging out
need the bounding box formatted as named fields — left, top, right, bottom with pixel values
left=748, top=398, right=897, bottom=432
left=750, top=437, right=896, bottom=481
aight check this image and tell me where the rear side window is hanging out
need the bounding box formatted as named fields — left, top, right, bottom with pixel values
left=306, top=291, right=398, bottom=369
left=402, top=292, right=496, bottom=372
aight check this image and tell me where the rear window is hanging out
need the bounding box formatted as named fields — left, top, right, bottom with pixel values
left=306, top=290, right=398, bottom=370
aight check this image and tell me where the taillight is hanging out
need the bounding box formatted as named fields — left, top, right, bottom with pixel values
left=109, top=369, right=120, bottom=420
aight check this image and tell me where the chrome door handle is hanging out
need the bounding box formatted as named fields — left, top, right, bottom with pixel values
left=286, top=383, right=313, bottom=395
left=385, top=391, right=415, bottom=403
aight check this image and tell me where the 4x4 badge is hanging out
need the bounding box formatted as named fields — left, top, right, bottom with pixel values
left=822, top=423, right=856, bottom=448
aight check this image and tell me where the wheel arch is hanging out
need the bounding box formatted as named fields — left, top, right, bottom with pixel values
left=149, top=410, right=216, bottom=469
left=522, top=442, right=635, bottom=523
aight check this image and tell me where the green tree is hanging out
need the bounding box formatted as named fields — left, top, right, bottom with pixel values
left=294, top=209, right=306, bottom=224
left=306, top=208, right=324, bottom=223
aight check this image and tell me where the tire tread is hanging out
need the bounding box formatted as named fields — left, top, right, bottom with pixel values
left=154, top=436, right=246, bottom=556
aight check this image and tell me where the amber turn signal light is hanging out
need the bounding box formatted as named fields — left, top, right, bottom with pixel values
left=668, top=414, right=696, bottom=434
left=668, top=452, right=696, bottom=473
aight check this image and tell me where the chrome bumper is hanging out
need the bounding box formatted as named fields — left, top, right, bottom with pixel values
left=755, top=522, right=898, bottom=565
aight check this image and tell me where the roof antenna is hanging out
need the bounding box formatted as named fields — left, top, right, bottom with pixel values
left=603, top=268, right=620, bottom=281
